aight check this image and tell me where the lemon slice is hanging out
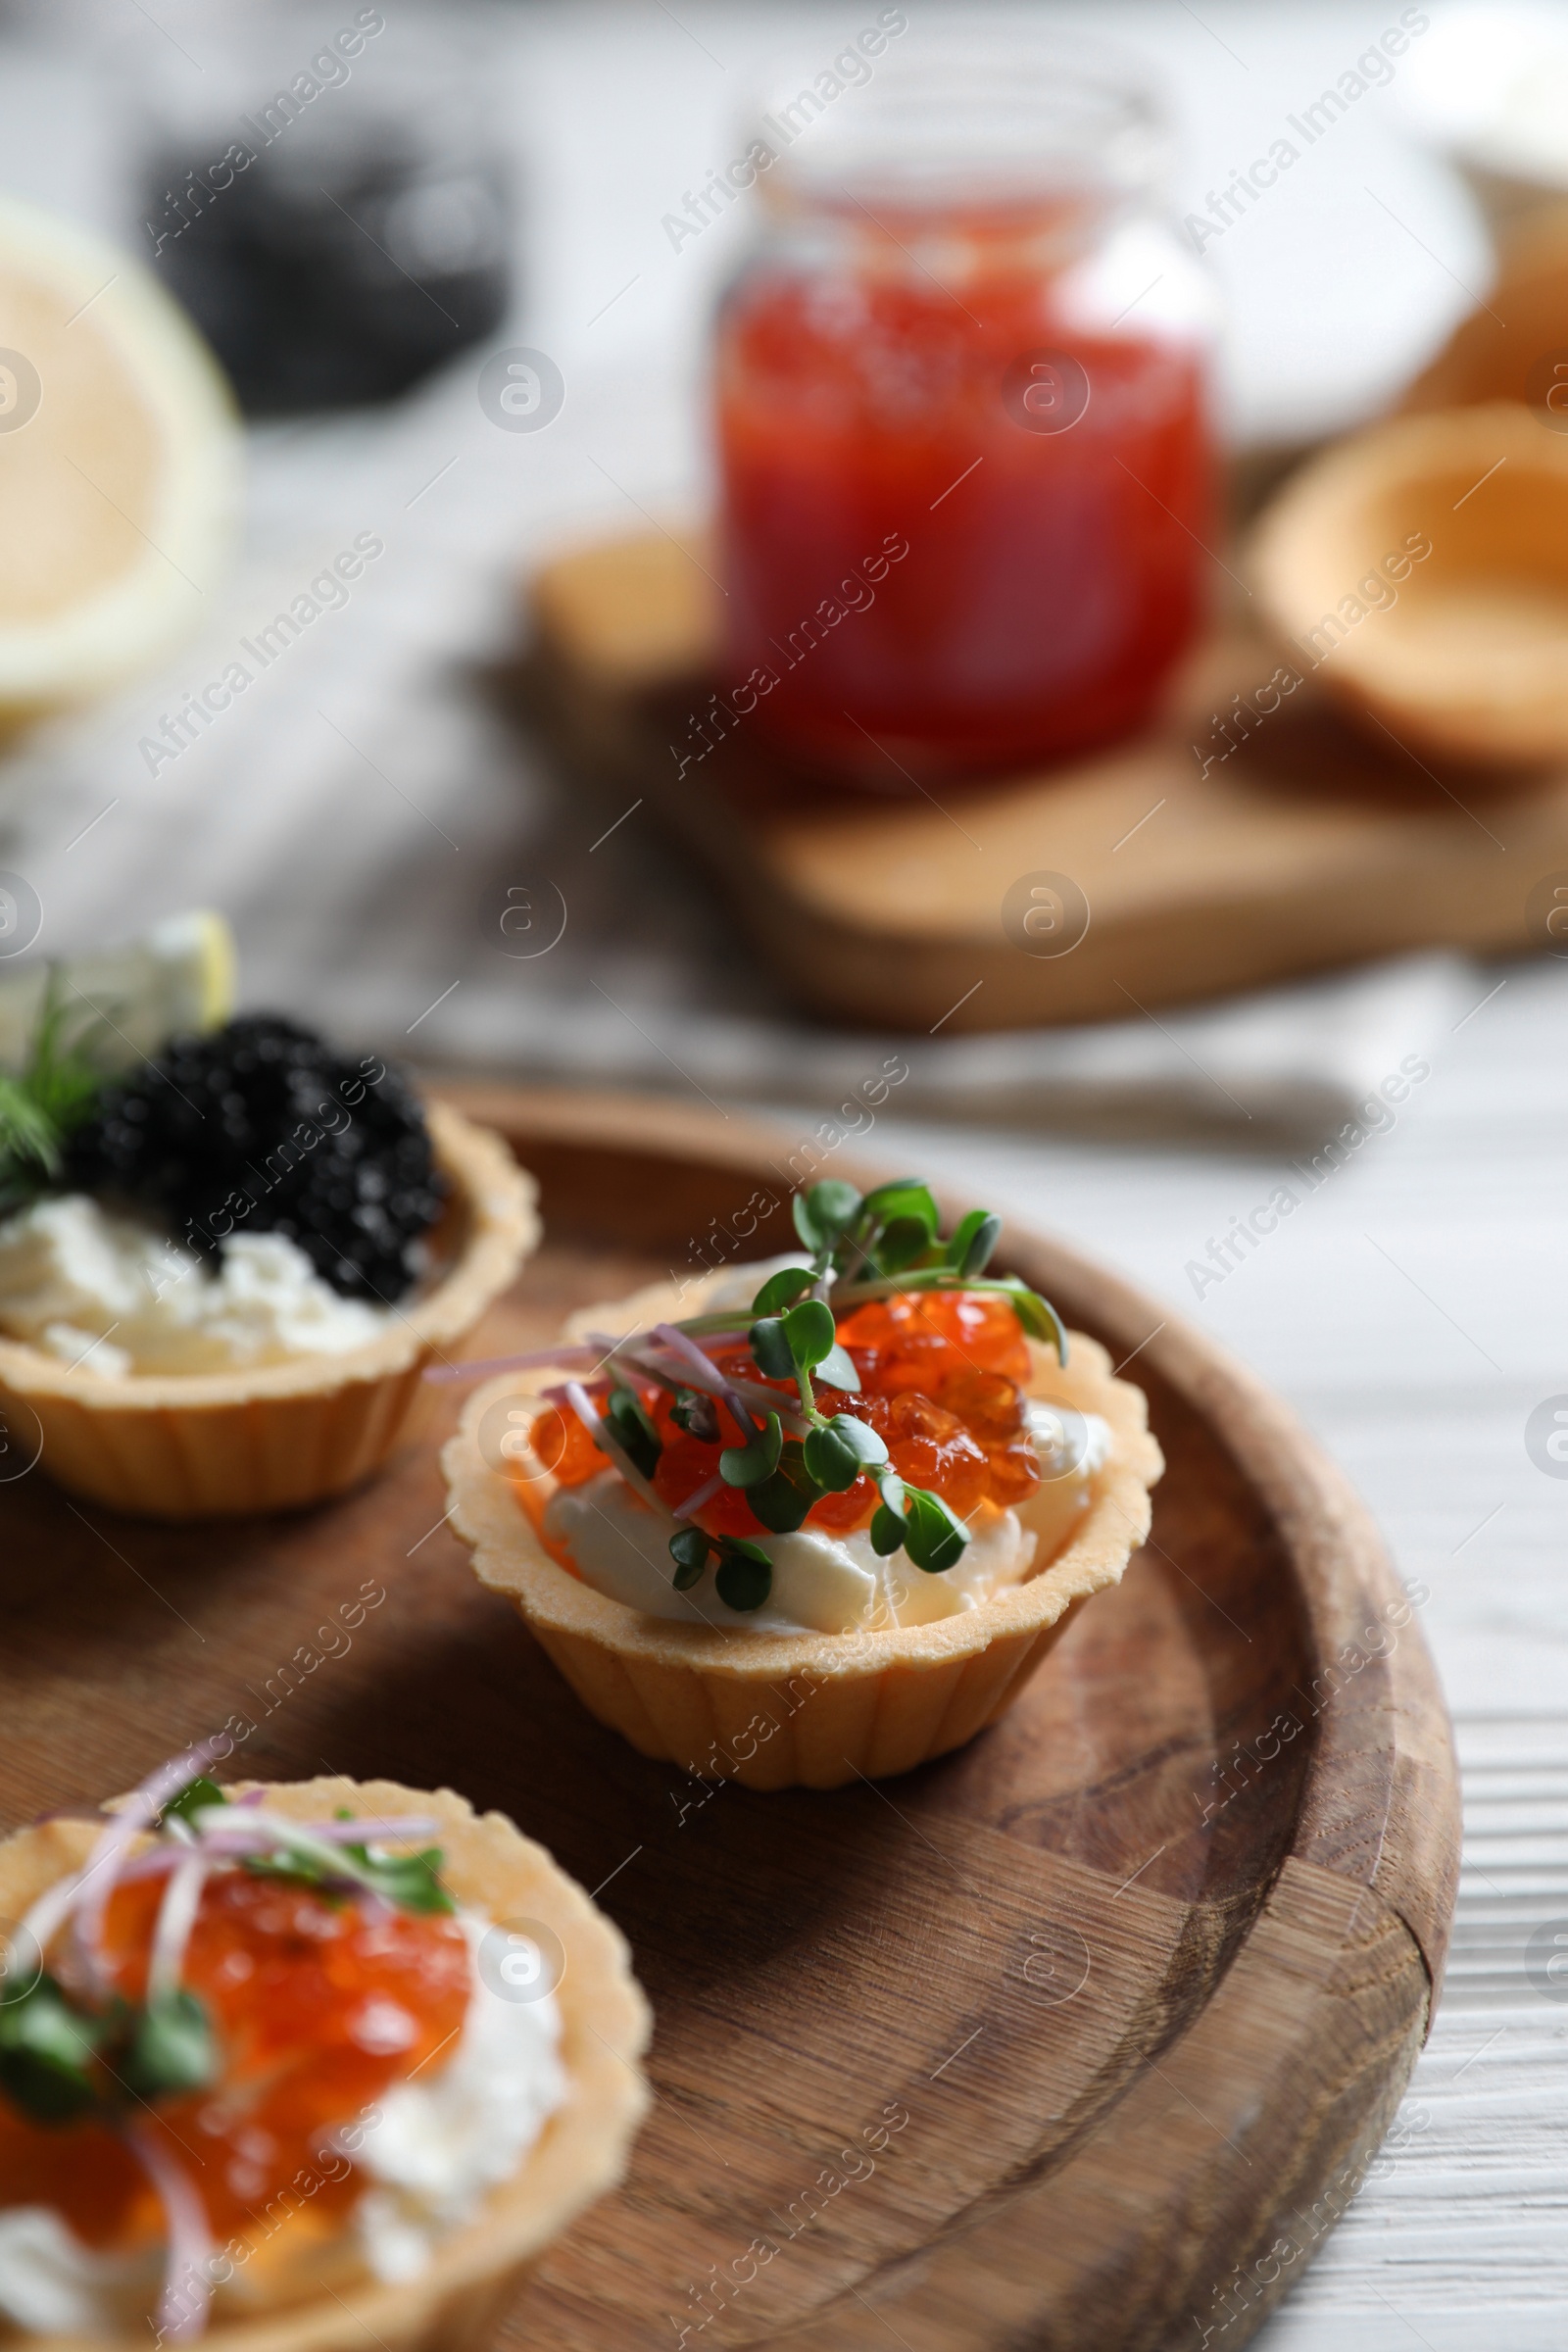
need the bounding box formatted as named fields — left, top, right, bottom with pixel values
left=0, top=196, right=240, bottom=714
left=0, top=909, right=235, bottom=1071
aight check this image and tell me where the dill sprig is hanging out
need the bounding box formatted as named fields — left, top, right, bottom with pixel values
left=0, top=971, right=109, bottom=1219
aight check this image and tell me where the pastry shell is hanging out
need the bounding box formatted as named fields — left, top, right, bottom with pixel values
left=1249, top=401, right=1568, bottom=768
left=442, top=1270, right=1163, bottom=1788
left=0, top=1775, right=650, bottom=2351
left=0, top=1103, right=538, bottom=1519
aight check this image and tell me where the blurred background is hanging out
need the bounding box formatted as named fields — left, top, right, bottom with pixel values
left=0, top=0, right=1518, bottom=1088
left=3, top=3, right=1568, bottom=2340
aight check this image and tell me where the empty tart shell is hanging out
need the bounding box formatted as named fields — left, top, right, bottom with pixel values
left=442, top=1268, right=1163, bottom=1789
left=0, top=1775, right=650, bottom=2352
left=0, top=1102, right=538, bottom=1519
left=1398, top=213, right=1568, bottom=417
left=1250, top=401, right=1568, bottom=768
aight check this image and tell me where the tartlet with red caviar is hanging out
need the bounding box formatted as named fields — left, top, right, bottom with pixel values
left=443, top=1177, right=1162, bottom=1788
left=0, top=1751, right=648, bottom=2347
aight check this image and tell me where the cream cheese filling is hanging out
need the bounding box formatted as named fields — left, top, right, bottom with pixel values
left=543, top=1471, right=1036, bottom=1632
left=542, top=1396, right=1109, bottom=1635
left=0, top=1193, right=393, bottom=1375
left=0, top=2212, right=158, bottom=2339
left=349, top=1913, right=566, bottom=2283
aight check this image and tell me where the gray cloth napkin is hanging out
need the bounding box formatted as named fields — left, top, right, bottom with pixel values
left=0, top=230, right=1479, bottom=1151
left=388, top=948, right=1481, bottom=1146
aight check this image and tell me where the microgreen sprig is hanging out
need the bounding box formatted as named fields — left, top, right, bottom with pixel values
left=0, top=1976, right=214, bottom=2126
left=0, top=1975, right=110, bottom=2125
left=602, top=1387, right=661, bottom=1481
left=215, top=1811, right=454, bottom=1917
left=634, top=1177, right=1065, bottom=1609
left=533, top=1182, right=1058, bottom=1610
left=0, top=1772, right=454, bottom=2133
left=668, top=1527, right=773, bottom=1612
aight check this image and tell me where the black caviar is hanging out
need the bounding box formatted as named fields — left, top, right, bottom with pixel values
left=67, top=1016, right=445, bottom=1301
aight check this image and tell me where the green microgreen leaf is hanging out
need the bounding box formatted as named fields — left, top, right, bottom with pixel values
left=949, top=1209, right=1003, bottom=1279
left=793, top=1180, right=862, bottom=1256
left=780, top=1298, right=836, bottom=1370
left=747, top=1442, right=818, bottom=1532
left=158, top=1774, right=226, bottom=1831
left=670, top=1527, right=773, bottom=1608
left=668, top=1387, right=719, bottom=1444
left=674, top=1181, right=1068, bottom=1386
left=747, top=1317, right=795, bottom=1382
left=351, top=1845, right=454, bottom=1915
left=803, top=1412, right=887, bottom=1494
left=238, top=1823, right=455, bottom=1916
left=603, top=1387, right=662, bottom=1480
left=120, top=1989, right=217, bottom=2104
left=718, top=1410, right=782, bottom=1489
left=0, top=1976, right=104, bottom=2126
left=831, top=1412, right=889, bottom=1467
left=860, top=1178, right=939, bottom=1225
left=751, top=1265, right=814, bottom=1315
left=901, top=1486, right=970, bottom=1574
left=995, top=1279, right=1067, bottom=1361
left=713, top=1542, right=772, bottom=1612
left=871, top=1217, right=931, bottom=1274
left=803, top=1422, right=862, bottom=1494
left=668, top=1526, right=712, bottom=1588
left=858, top=1181, right=940, bottom=1276
left=869, top=1503, right=907, bottom=1557
left=864, top=1477, right=968, bottom=1571
left=815, top=1342, right=860, bottom=1394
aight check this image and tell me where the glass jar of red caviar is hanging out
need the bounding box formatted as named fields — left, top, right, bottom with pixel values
left=713, top=33, right=1218, bottom=784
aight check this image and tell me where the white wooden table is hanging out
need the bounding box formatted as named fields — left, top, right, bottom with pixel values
left=1, top=3, right=1563, bottom=2341
left=884, top=957, right=1568, bottom=2349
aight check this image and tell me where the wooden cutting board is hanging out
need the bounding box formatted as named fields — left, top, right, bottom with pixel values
left=0, top=1088, right=1461, bottom=2350
left=521, top=530, right=1568, bottom=1032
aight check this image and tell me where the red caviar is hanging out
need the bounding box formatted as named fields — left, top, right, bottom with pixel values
left=0, top=1872, right=470, bottom=2255
left=835, top=1290, right=1031, bottom=1389
left=531, top=1400, right=606, bottom=1488
left=716, top=246, right=1212, bottom=779
left=542, top=1291, right=1040, bottom=1541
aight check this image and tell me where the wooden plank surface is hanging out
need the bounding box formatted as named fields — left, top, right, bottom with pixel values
left=0, top=1089, right=1461, bottom=2351
left=521, top=532, right=1568, bottom=1032
left=862, top=954, right=1568, bottom=2348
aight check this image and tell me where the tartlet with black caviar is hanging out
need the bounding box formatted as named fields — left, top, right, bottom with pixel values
left=0, top=981, right=536, bottom=1516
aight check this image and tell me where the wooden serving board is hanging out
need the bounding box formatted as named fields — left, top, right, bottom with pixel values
left=523, top=531, right=1568, bottom=1031
left=0, top=1088, right=1461, bottom=2351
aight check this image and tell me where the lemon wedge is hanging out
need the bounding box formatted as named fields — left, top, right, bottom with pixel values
left=0, top=196, right=240, bottom=715
left=0, top=909, right=235, bottom=1071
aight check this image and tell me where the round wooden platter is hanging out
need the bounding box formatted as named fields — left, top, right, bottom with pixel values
left=0, top=1085, right=1460, bottom=2352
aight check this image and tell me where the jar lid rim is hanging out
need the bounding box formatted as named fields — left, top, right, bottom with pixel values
left=743, top=29, right=1170, bottom=211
